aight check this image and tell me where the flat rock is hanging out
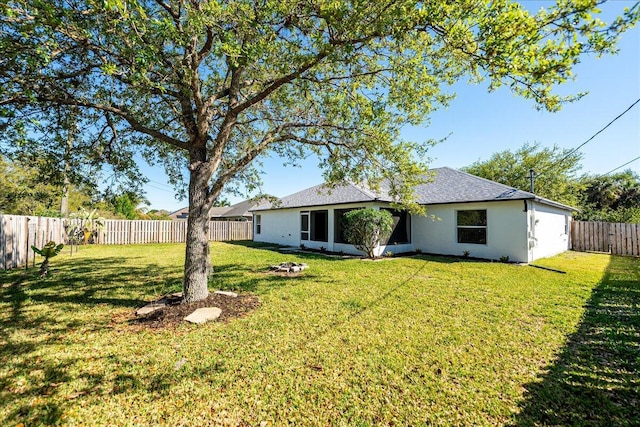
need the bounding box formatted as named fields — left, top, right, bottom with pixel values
left=269, top=262, right=309, bottom=273
left=135, top=299, right=167, bottom=316
left=214, top=290, right=238, bottom=298
left=184, top=307, right=222, bottom=324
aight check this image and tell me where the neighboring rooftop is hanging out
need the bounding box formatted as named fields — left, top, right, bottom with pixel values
left=251, top=167, right=575, bottom=211
left=215, top=199, right=259, bottom=219
left=170, top=198, right=267, bottom=221
left=169, top=207, right=190, bottom=220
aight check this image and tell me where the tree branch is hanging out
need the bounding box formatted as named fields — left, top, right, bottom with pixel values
left=23, top=96, right=191, bottom=150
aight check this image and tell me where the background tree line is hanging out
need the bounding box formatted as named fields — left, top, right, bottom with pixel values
left=463, top=143, right=640, bottom=223
left=0, top=152, right=171, bottom=220
left=3, top=142, right=637, bottom=223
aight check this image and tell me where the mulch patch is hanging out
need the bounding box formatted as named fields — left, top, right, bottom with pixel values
left=115, top=292, right=261, bottom=330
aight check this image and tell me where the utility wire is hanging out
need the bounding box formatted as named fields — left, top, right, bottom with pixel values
left=602, top=155, right=640, bottom=176
left=535, top=97, right=640, bottom=178
left=147, top=178, right=174, bottom=188
left=146, top=183, right=175, bottom=193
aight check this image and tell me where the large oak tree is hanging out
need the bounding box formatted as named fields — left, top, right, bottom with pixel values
left=1, top=0, right=637, bottom=302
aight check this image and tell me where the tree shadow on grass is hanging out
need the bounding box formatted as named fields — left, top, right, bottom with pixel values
left=209, top=261, right=328, bottom=293
left=1, top=354, right=79, bottom=425
left=0, top=255, right=187, bottom=425
left=0, top=256, right=183, bottom=360
left=223, top=240, right=356, bottom=262
left=3, top=256, right=182, bottom=308
left=513, top=255, right=640, bottom=426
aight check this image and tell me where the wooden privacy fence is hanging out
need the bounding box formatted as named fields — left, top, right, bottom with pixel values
left=95, top=219, right=253, bottom=245
left=0, top=214, right=67, bottom=270
left=1, top=214, right=253, bottom=270
left=571, top=220, right=640, bottom=256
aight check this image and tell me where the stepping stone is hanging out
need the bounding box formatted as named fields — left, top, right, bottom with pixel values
left=135, top=299, right=167, bottom=316
left=214, top=290, right=238, bottom=298
left=184, top=307, right=222, bottom=324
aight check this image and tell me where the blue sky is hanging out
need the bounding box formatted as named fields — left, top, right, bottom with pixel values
left=141, top=2, right=640, bottom=212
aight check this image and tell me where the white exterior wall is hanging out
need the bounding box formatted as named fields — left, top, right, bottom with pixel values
left=412, top=200, right=530, bottom=263
left=252, top=210, right=300, bottom=247
left=527, top=201, right=571, bottom=262
left=254, top=202, right=381, bottom=254
left=254, top=199, right=571, bottom=262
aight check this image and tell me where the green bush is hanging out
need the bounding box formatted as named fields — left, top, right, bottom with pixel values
left=344, top=208, right=394, bottom=258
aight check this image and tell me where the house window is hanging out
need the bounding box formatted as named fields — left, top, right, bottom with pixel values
left=310, top=210, right=328, bottom=242
left=382, top=208, right=410, bottom=244
left=255, top=215, right=261, bottom=234
left=565, top=215, right=570, bottom=235
left=301, top=211, right=309, bottom=240
left=334, top=208, right=356, bottom=244
left=457, top=210, right=487, bottom=244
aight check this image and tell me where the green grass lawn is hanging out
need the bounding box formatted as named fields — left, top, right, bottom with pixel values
left=1, top=243, right=638, bottom=426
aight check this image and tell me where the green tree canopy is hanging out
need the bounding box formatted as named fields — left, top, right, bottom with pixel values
left=1, top=0, right=637, bottom=301
left=462, top=142, right=584, bottom=207
left=577, top=170, right=640, bottom=223
left=105, top=190, right=150, bottom=219
left=0, top=153, right=61, bottom=215
left=0, top=104, right=147, bottom=215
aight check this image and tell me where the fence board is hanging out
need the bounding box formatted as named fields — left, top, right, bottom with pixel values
left=0, top=214, right=66, bottom=270
left=97, top=219, right=252, bottom=245
left=2, top=215, right=253, bottom=270
left=571, top=220, right=639, bottom=256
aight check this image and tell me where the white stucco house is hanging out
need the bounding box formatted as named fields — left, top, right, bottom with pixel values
left=250, top=167, right=574, bottom=263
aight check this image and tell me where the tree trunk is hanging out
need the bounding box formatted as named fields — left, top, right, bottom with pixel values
left=182, top=147, right=212, bottom=303
left=60, top=174, right=70, bottom=217
left=60, top=113, right=74, bottom=216
left=39, top=258, right=50, bottom=278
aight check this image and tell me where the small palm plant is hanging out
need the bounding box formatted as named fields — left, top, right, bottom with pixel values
left=69, top=207, right=105, bottom=244
left=31, top=241, right=65, bottom=277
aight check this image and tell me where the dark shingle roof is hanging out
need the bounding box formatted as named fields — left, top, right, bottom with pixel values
left=174, top=198, right=267, bottom=220
left=209, top=199, right=259, bottom=218
left=411, top=167, right=533, bottom=204
left=251, top=167, right=574, bottom=211
left=252, top=182, right=380, bottom=211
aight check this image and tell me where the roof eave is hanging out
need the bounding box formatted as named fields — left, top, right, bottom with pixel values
left=531, top=196, right=579, bottom=212
left=249, top=198, right=391, bottom=212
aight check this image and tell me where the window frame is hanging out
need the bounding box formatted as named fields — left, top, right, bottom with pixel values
left=382, top=208, right=411, bottom=245
left=300, top=211, right=309, bottom=241
left=456, top=209, right=487, bottom=245
left=255, top=214, right=261, bottom=235
left=334, top=208, right=356, bottom=244
left=310, top=210, right=329, bottom=242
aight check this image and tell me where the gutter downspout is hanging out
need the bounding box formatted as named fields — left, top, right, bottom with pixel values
left=528, top=200, right=537, bottom=262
